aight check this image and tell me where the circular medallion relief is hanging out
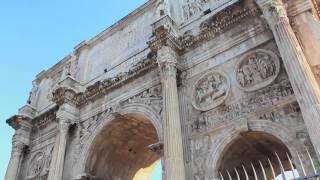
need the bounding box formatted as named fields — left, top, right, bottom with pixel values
left=192, top=71, right=230, bottom=111
left=236, top=49, right=280, bottom=92
left=27, top=151, right=46, bottom=178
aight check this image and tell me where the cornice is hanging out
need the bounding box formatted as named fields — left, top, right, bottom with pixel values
left=51, top=56, right=158, bottom=108
left=6, top=115, right=32, bottom=131
left=148, top=3, right=260, bottom=55
left=287, top=0, right=313, bottom=17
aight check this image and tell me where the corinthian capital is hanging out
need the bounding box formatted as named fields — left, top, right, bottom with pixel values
left=7, top=115, right=32, bottom=154
left=256, top=0, right=289, bottom=27
left=157, top=46, right=179, bottom=78
left=157, top=46, right=178, bottom=65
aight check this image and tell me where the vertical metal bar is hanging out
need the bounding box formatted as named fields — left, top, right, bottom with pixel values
left=286, top=153, right=296, bottom=179
left=251, top=163, right=258, bottom=180
left=306, top=148, right=318, bottom=179
left=220, top=172, right=224, bottom=180
left=259, top=160, right=267, bottom=180
left=242, top=165, right=249, bottom=180
left=268, top=158, right=277, bottom=180
left=275, top=152, right=287, bottom=180
left=227, top=170, right=232, bottom=180
left=234, top=168, right=240, bottom=180
left=297, top=151, right=307, bottom=176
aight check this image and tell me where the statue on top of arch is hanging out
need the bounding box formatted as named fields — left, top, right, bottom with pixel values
left=183, top=0, right=211, bottom=20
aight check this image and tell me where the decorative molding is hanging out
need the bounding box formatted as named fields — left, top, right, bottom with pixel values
left=120, top=85, right=163, bottom=115
left=32, top=106, right=58, bottom=129
left=287, top=0, right=313, bottom=17
left=51, top=56, right=158, bottom=107
left=235, top=49, right=280, bottom=92
left=192, top=70, right=230, bottom=111
left=148, top=4, right=260, bottom=54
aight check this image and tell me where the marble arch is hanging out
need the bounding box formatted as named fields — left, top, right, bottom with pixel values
left=4, top=0, right=320, bottom=179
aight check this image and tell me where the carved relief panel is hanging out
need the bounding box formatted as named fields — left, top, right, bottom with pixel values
left=27, top=152, right=46, bottom=179
left=235, top=49, right=280, bottom=92
left=182, top=0, right=239, bottom=21
left=26, top=145, right=54, bottom=180
left=192, top=71, right=230, bottom=111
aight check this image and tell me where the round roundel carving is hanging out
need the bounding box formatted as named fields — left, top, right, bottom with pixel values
left=192, top=70, right=230, bottom=111
left=235, top=49, right=280, bottom=92
left=27, top=151, right=46, bottom=178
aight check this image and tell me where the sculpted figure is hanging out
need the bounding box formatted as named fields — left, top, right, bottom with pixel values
left=193, top=71, right=230, bottom=111
left=236, top=49, right=280, bottom=91
left=237, top=69, right=246, bottom=87
left=27, top=81, right=39, bottom=105
left=183, top=0, right=203, bottom=20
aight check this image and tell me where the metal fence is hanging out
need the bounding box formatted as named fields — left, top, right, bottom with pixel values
left=218, top=149, right=320, bottom=180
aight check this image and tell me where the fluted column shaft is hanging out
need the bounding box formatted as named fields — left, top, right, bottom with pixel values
left=158, top=46, right=186, bottom=180
left=5, top=138, right=25, bottom=180
left=256, top=0, right=320, bottom=154
left=48, top=119, right=70, bottom=180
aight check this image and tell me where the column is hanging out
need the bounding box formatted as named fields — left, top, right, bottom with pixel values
left=289, top=0, right=320, bottom=83
left=5, top=137, right=26, bottom=180
left=157, top=46, right=186, bottom=180
left=5, top=118, right=31, bottom=180
left=256, top=0, right=320, bottom=154
left=48, top=118, right=70, bottom=180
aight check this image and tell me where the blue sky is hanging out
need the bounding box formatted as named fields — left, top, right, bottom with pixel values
left=0, top=0, right=160, bottom=179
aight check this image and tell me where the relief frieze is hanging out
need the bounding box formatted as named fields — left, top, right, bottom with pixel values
left=236, top=49, right=280, bottom=92
left=192, top=70, right=230, bottom=111
left=120, top=85, right=163, bottom=116
left=191, top=79, right=295, bottom=133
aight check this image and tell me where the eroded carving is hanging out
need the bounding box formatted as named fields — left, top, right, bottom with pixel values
left=191, top=80, right=294, bottom=133
left=236, top=50, right=280, bottom=92
left=27, top=151, right=46, bottom=179
left=191, top=136, right=212, bottom=180
left=192, top=71, right=230, bottom=111
left=121, top=86, right=163, bottom=116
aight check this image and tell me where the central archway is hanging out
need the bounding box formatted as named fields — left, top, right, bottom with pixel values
left=85, top=113, right=160, bottom=179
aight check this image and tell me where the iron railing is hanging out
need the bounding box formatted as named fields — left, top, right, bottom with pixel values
left=218, top=149, right=320, bottom=180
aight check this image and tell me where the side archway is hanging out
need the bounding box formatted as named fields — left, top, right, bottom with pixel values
left=205, top=120, right=309, bottom=179
left=75, top=103, right=163, bottom=179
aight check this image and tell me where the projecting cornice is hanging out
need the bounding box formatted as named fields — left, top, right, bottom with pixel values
left=51, top=55, right=158, bottom=107
left=148, top=3, right=260, bottom=55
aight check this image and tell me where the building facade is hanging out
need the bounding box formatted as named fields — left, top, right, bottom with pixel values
left=5, top=0, right=320, bottom=179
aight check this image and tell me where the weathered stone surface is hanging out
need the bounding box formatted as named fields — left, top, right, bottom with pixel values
left=5, top=0, right=320, bottom=180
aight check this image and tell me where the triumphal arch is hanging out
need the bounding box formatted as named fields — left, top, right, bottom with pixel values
left=5, top=0, right=320, bottom=179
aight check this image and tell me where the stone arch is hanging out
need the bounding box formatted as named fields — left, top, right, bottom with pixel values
left=205, top=119, right=308, bottom=178
left=75, top=103, right=163, bottom=179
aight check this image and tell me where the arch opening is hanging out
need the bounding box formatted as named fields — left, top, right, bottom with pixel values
left=85, top=113, right=160, bottom=180
left=218, top=131, right=296, bottom=179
